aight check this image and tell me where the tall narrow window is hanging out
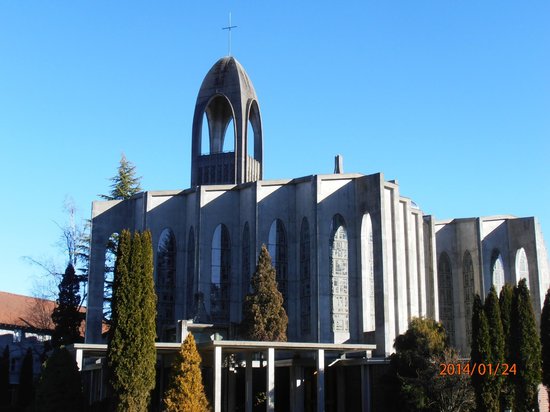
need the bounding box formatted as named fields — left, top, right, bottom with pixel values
left=330, top=214, right=349, bottom=334
left=268, top=219, right=288, bottom=309
left=463, top=251, right=474, bottom=344
left=211, top=224, right=231, bottom=323
left=361, top=214, right=375, bottom=332
left=186, top=228, right=195, bottom=318
left=156, top=229, right=176, bottom=340
left=515, top=248, right=529, bottom=289
left=242, top=223, right=251, bottom=304
left=490, top=250, right=505, bottom=293
left=300, top=218, right=311, bottom=336
left=438, top=252, right=454, bottom=344
left=104, top=232, right=119, bottom=322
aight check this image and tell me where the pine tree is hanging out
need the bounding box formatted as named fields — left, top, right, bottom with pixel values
left=241, top=244, right=288, bottom=341
left=162, top=332, right=210, bottom=412
left=16, top=348, right=34, bottom=409
left=100, top=153, right=142, bottom=201
left=51, top=263, right=83, bottom=347
left=35, top=348, right=84, bottom=412
left=542, top=287, right=550, bottom=388
left=107, top=230, right=157, bottom=412
left=499, top=283, right=515, bottom=409
left=510, top=279, right=542, bottom=412
left=470, top=294, right=492, bottom=412
left=0, top=345, right=9, bottom=406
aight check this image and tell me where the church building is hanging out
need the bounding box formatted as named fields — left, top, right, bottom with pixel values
left=84, top=56, right=550, bottom=361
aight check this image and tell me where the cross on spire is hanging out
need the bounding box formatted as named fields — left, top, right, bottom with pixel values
left=222, top=12, right=237, bottom=56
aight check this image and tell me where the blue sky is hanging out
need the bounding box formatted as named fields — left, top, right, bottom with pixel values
left=1, top=1, right=548, bottom=296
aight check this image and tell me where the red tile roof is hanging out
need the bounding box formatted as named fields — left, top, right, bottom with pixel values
left=0, top=291, right=57, bottom=331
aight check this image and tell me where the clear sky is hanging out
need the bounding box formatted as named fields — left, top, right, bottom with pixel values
left=1, top=1, right=548, bottom=296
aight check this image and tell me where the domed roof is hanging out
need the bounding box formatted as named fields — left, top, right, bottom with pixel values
left=197, top=56, right=258, bottom=101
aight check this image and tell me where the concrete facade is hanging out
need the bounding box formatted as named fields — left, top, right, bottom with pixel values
left=84, top=56, right=550, bottom=357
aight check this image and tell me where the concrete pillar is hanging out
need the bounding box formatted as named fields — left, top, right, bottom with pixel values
left=290, top=365, right=304, bottom=412
left=214, top=346, right=222, bottom=412
left=317, top=349, right=325, bottom=412
left=361, top=364, right=371, bottom=412
left=245, top=352, right=253, bottom=412
left=266, top=348, right=275, bottom=412
left=75, top=348, right=83, bottom=371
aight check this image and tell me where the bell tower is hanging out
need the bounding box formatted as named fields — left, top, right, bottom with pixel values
left=191, top=57, right=263, bottom=186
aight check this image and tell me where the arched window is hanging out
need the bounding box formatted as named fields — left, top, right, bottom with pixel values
left=186, top=228, right=195, bottom=318
left=242, top=223, right=251, bottom=303
left=490, top=250, right=505, bottom=293
left=330, top=214, right=349, bottom=334
left=515, top=248, right=529, bottom=289
left=300, top=218, right=311, bottom=336
left=211, top=224, right=231, bottom=323
left=104, top=232, right=119, bottom=321
left=156, top=229, right=176, bottom=339
left=463, top=251, right=474, bottom=344
left=438, top=252, right=454, bottom=343
left=361, top=214, right=375, bottom=332
left=268, top=219, right=288, bottom=309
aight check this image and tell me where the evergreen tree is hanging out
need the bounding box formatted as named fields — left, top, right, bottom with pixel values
left=100, top=153, right=142, bottom=201
left=16, top=348, right=34, bottom=409
left=542, top=287, right=550, bottom=388
left=35, top=348, right=84, bottom=412
left=51, top=263, right=83, bottom=347
left=499, top=283, right=515, bottom=409
left=510, top=279, right=542, bottom=412
left=470, top=294, right=492, bottom=412
left=162, top=332, right=210, bottom=412
left=241, top=244, right=288, bottom=341
left=107, top=230, right=157, bottom=412
left=484, top=286, right=504, bottom=412
left=0, top=345, right=9, bottom=406
left=387, top=317, right=454, bottom=411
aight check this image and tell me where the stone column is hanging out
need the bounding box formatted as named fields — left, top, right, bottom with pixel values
left=317, top=349, right=325, bottom=412
left=266, top=347, right=275, bottom=412
left=214, top=346, right=222, bottom=412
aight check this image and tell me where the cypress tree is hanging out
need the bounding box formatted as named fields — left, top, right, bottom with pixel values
left=499, top=283, right=515, bottom=409
left=510, top=279, right=542, bottom=412
left=241, top=244, right=288, bottom=341
left=16, top=348, right=34, bottom=409
left=51, top=263, right=83, bottom=348
left=0, top=345, right=9, bottom=406
left=35, top=348, right=84, bottom=412
left=162, top=332, right=210, bottom=412
left=484, top=286, right=504, bottom=412
left=100, top=153, right=142, bottom=201
left=470, top=294, right=492, bottom=412
left=107, top=230, right=157, bottom=412
left=542, top=287, right=550, bottom=388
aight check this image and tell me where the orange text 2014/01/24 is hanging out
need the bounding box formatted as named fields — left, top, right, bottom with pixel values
left=439, top=363, right=517, bottom=377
